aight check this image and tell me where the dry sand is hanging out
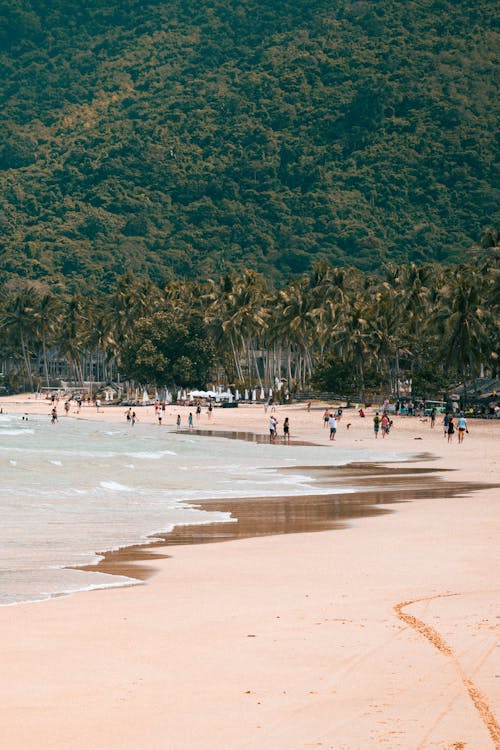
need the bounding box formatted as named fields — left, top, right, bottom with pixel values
left=0, top=394, right=499, bottom=749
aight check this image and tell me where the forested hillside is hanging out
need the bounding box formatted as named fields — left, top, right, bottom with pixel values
left=0, top=0, right=498, bottom=291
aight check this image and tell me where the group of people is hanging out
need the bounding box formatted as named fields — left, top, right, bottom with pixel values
left=124, top=408, right=137, bottom=425
left=443, top=413, right=468, bottom=443
left=269, top=415, right=290, bottom=442
left=373, top=412, right=392, bottom=438
left=322, top=407, right=343, bottom=440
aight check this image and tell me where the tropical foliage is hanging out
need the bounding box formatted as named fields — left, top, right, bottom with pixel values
left=0, top=0, right=498, bottom=290
left=1, top=245, right=498, bottom=402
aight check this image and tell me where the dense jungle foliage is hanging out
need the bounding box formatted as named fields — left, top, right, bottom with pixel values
left=0, top=0, right=498, bottom=291
left=1, top=250, right=498, bottom=401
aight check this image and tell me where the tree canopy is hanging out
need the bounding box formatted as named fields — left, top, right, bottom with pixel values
left=0, top=0, right=498, bottom=291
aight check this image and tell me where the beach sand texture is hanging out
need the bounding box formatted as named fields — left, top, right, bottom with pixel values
left=0, top=395, right=499, bottom=749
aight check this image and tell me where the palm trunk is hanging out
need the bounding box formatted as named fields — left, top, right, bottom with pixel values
left=20, top=332, right=34, bottom=390
left=287, top=344, right=293, bottom=387
left=229, top=334, right=244, bottom=381
left=42, top=337, right=50, bottom=388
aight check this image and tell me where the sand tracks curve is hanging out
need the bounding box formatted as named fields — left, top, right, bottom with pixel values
left=394, top=593, right=500, bottom=749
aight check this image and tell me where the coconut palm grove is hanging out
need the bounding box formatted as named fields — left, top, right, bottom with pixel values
left=0, top=0, right=498, bottom=402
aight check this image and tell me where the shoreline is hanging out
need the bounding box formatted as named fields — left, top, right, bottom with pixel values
left=75, top=462, right=495, bottom=587
left=0, top=395, right=499, bottom=748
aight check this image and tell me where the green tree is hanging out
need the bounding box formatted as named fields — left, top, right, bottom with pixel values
left=120, top=311, right=214, bottom=387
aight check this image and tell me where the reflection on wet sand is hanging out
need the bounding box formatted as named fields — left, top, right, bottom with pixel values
left=77, top=463, right=495, bottom=584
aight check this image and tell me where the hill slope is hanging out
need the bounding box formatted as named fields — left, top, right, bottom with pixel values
left=0, top=0, right=498, bottom=290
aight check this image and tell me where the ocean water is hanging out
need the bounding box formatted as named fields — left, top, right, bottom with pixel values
left=0, top=412, right=402, bottom=606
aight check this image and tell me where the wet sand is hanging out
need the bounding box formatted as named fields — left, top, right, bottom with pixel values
left=80, top=463, right=493, bottom=584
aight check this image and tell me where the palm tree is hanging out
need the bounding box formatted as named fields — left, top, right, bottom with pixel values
left=432, top=266, right=489, bottom=404
left=33, top=292, right=63, bottom=388
left=57, top=295, right=89, bottom=386
left=203, top=271, right=270, bottom=386
left=1, top=289, right=39, bottom=390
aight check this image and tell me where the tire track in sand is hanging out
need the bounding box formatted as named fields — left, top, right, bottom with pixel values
left=394, top=593, right=500, bottom=749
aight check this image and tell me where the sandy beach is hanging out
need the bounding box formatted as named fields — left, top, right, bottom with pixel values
left=0, top=394, right=499, bottom=749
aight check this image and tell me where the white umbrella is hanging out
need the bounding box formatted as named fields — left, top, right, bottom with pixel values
left=244, top=389, right=249, bottom=400
left=142, top=389, right=149, bottom=405
left=235, top=389, right=240, bottom=400
left=269, top=387, right=273, bottom=398
left=252, top=389, right=256, bottom=401
left=177, top=390, right=181, bottom=401
left=260, top=388, right=265, bottom=400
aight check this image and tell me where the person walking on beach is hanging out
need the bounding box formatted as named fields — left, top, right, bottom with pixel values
left=207, top=402, right=213, bottom=419
left=381, top=413, right=390, bottom=438
left=157, top=409, right=162, bottom=426
left=196, top=403, right=201, bottom=420
left=50, top=407, right=58, bottom=424
left=329, top=413, right=337, bottom=440
left=176, top=414, right=181, bottom=431
left=283, top=417, right=290, bottom=443
left=373, top=412, right=380, bottom=438
left=96, top=398, right=101, bottom=413
left=457, top=414, right=468, bottom=443
left=125, top=408, right=132, bottom=424
left=131, top=411, right=137, bottom=426
left=447, top=416, right=455, bottom=443
left=430, top=407, right=436, bottom=428
left=443, top=413, right=450, bottom=437
left=188, top=412, right=194, bottom=431
left=323, top=408, right=330, bottom=428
